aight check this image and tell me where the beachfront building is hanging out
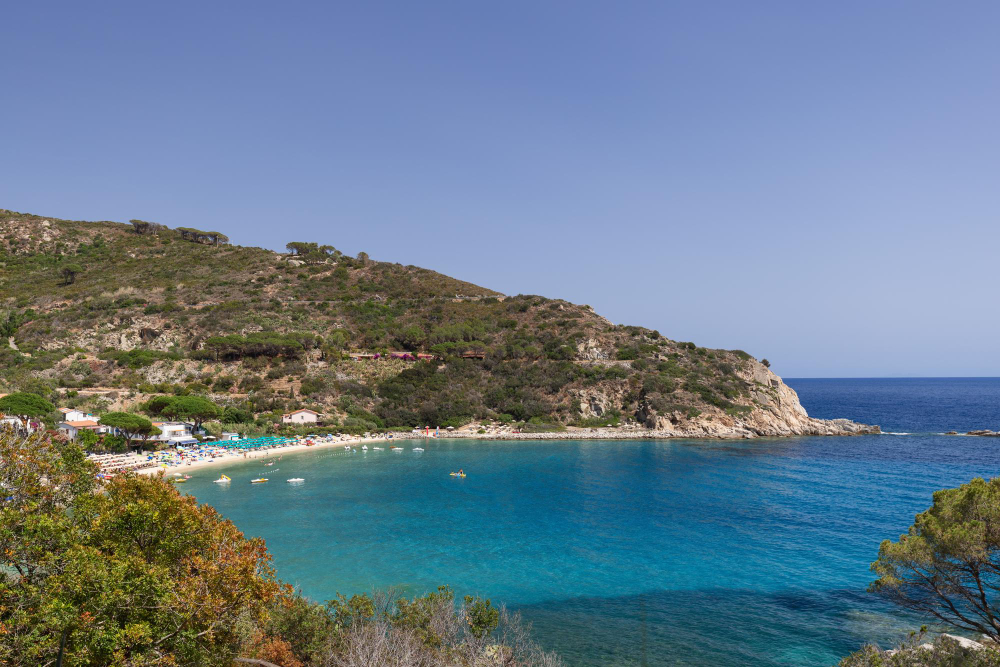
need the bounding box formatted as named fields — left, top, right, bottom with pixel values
left=282, top=408, right=320, bottom=424
left=58, top=407, right=91, bottom=422
left=58, top=419, right=103, bottom=440
left=152, top=421, right=196, bottom=445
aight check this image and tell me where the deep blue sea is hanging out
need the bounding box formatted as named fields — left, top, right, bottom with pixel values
left=182, top=378, right=1000, bottom=666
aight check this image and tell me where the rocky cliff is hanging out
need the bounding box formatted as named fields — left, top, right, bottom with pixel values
left=619, top=359, right=877, bottom=438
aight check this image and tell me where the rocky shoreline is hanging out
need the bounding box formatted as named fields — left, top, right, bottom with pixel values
left=946, top=430, right=1000, bottom=437
left=442, top=418, right=879, bottom=441
left=437, top=362, right=880, bottom=440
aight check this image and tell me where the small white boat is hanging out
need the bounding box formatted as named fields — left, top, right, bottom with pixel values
left=362, top=445, right=368, bottom=451
left=287, top=478, right=305, bottom=483
left=392, top=447, right=403, bottom=451
left=213, top=475, right=231, bottom=484
left=373, top=447, right=384, bottom=451
left=413, top=447, right=424, bottom=452
left=251, top=478, right=268, bottom=484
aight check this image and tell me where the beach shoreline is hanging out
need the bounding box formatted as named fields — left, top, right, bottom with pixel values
left=132, top=435, right=373, bottom=477
left=115, top=422, right=880, bottom=480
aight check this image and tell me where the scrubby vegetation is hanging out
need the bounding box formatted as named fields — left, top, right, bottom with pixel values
left=839, top=632, right=1000, bottom=666
left=0, top=209, right=779, bottom=431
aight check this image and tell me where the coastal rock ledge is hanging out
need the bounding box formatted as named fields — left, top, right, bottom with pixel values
left=633, top=361, right=880, bottom=438
left=452, top=361, right=880, bottom=440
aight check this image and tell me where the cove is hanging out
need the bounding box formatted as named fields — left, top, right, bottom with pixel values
left=181, top=378, right=1000, bottom=665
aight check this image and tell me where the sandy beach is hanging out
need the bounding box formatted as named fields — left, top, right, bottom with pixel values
left=121, top=434, right=389, bottom=477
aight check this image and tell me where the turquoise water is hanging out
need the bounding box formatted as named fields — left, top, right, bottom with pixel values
left=182, top=378, right=1000, bottom=665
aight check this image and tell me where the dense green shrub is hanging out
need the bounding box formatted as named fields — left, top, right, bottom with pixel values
left=99, top=348, right=180, bottom=369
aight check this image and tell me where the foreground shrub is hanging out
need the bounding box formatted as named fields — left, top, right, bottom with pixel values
left=0, top=431, right=562, bottom=666
left=260, top=587, right=562, bottom=667
left=0, top=432, right=281, bottom=665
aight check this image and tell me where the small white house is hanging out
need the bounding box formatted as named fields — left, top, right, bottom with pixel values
left=282, top=409, right=320, bottom=424
left=152, top=422, right=193, bottom=441
left=58, top=419, right=102, bottom=440
left=58, top=407, right=90, bottom=423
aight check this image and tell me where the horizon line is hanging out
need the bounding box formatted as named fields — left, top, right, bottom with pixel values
left=783, top=376, right=1000, bottom=380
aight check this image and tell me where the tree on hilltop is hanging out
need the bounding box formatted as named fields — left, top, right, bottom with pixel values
left=130, top=219, right=166, bottom=235
left=870, top=476, right=1000, bottom=642
left=319, top=244, right=341, bottom=258
left=286, top=241, right=318, bottom=256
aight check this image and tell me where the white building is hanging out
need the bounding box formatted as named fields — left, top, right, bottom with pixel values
left=58, top=419, right=102, bottom=440
left=58, top=407, right=91, bottom=423
left=152, top=421, right=194, bottom=442
left=282, top=409, right=320, bottom=424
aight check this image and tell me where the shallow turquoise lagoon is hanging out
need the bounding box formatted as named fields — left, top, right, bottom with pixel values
left=181, top=379, right=1000, bottom=665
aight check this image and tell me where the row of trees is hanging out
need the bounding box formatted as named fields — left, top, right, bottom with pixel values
left=129, top=219, right=167, bottom=235
left=285, top=241, right=370, bottom=265
left=200, top=332, right=318, bottom=361
left=131, top=218, right=227, bottom=245
left=177, top=227, right=229, bottom=245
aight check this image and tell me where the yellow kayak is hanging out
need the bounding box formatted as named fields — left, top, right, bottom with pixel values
left=449, top=473, right=466, bottom=478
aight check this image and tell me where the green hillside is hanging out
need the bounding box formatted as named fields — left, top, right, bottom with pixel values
left=0, top=208, right=773, bottom=432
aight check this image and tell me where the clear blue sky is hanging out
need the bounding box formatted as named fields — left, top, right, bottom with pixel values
left=3, top=1, right=998, bottom=377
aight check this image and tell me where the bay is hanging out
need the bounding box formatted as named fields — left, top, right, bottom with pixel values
left=182, top=378, right=1000, bottom=665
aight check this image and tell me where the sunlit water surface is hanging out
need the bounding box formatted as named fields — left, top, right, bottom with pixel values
left=182, top=378, right=1000, bottom=665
